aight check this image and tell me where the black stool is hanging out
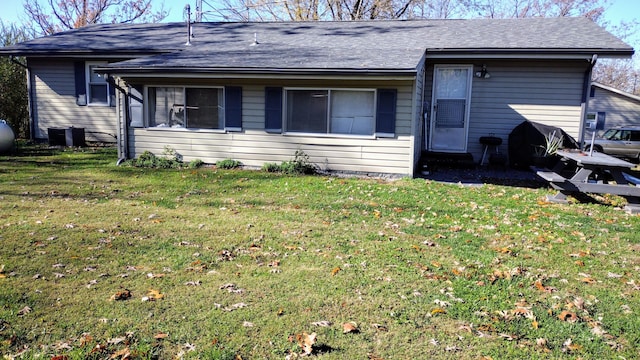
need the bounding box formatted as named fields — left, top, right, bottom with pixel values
left=479, top=136, right=502, bottom=166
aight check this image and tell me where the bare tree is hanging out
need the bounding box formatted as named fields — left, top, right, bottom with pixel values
left=465, top=0, right=638, bottom=94
left=204, top=0, right=423, bottom=21
left=0, top=22, right=30, bottom=138
left=23, top=0, right=168, bottom=35
left=466, top=0, right=609, bottom=20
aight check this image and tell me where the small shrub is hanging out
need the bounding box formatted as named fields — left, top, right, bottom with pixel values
left=124, top=148, right=204, bottom=169
left=189, top=159, right=205, bottom=169
left=287, top=150, right=317, bottom=174
left=261, top=150, right=317, bottom=175
left=216, top=159, right=242, bottom=169
left=262, top=162, right=281, bottom=172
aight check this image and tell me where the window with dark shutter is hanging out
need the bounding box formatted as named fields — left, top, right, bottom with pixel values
left=225, top=86, right=242, bottom=131
left=375, top=89, right=397, bottom=137
left=265, top=87, right=283, bottom=133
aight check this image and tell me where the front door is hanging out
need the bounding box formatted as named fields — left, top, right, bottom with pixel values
left=429, top=65, right=472, bottom=152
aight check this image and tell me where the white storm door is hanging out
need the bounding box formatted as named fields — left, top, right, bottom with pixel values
left=429, top=65, right=472, bottom=152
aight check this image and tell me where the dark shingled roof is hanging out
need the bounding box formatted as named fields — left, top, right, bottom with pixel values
left=1, top=17, right=632, bottom=73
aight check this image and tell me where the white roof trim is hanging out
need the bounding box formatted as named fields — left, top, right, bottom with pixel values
left=592, top=82, right=640, bottom=103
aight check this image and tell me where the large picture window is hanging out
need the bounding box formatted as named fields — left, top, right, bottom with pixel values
left=147, top=87, right=224, bottom=129
left=285, top=89, right=375, bottom=135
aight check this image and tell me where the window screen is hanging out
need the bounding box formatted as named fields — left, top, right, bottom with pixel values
left=286, top=90, right=328, bottom=133
left=186, top=88, right=223, bottom=129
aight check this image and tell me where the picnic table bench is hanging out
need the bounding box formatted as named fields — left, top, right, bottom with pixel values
left=536, top=149, right=640, bottom=214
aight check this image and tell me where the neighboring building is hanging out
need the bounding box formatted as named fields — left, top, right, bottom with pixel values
left=0, top=18, right=633, bottom=176
left=586, top=82, right=640, bottom=138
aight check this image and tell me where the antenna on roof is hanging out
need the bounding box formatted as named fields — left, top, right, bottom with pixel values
left=185, top=4, right=193, bottom=46
left=195, top=0, right=203, bottom=22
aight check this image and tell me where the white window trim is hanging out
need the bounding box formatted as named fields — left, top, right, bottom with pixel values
left=283, top=87, right=377, bottom=136
left=85, top=61, right=110, bottom=106
left=144, top=85, right=226, bottom=130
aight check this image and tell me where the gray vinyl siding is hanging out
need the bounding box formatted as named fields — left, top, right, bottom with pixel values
left=468, top=61, right=586, bottom=162
left=28, top=58, right=117, bottom=143
left=424, top=60, right=587, bottom=163
left=587, top=85, right=640, bottom=136
left=124, top=79, right=416, bottom=175
left=412, top=57, right=427, bottom=174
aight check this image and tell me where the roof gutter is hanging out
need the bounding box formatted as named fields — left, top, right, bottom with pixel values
left=95, top=66, right=418, bottom=80
left=578, top=54, right=598, bottom=144
left=426, top=48, right=634, bottom=60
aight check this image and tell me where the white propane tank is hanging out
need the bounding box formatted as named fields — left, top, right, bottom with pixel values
left=0, top=120, right=16, bottom=154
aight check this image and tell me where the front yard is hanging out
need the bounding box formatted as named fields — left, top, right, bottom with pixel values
left=1, top=145, right=639, bottom=359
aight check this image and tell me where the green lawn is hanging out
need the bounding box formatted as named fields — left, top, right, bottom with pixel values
left=1, top=145, right=639, bottom=359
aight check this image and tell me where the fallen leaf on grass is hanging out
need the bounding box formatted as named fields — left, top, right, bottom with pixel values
left=531, top=320, right=539, bottom=329
left=342, top=322, right=359, bottom=334
left=536, top=338, right=550, bottom=352
left=146, top=289, right=164, bottom=300
left=219, top=283, right=244, bottom=293
left=107, top=337, right=126, bottom=345
left=562, top=338, right=582, bottom=353
left=110, top=289, right=132, bottom=301
left=311, top=320, right=332, bottom=327
left=580, top=277, right=597, bottom=284
left=296, top=332, right=317, bottom=356
left=558, top=311, right=579, bottom=323
left=154, top=333, right=168, bottom=340
left=371, top=323, right=388, bottom=331
left=331, top=267, right=341, bottom=276
left=430, top=308, right=447, bottom=316
left=499, top=333, right=519, bottom=341
left=110, top=347, right=131, bottom=359
left=79, top=333, right=94, bottom=347
left=17, top=306, right=32, bottom=317
left=495, top=247, right=512, bottom=254
left=223, top=302, right=247, bottom=311
left=534, top=280, right=555, bottom=293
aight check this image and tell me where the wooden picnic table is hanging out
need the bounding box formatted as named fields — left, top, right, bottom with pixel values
left=536, top=149, right=640, bottom=214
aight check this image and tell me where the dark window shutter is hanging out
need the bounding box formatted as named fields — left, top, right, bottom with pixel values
left=596, top=112, right=606, bottom=131
left=225, top=86, right=242, bottom=131
left=265, top=87, right=283, bottom=133
left=376, top=89, right=396, bottom=137
left=108, top=76, right=116, bottom=107
left=74, top=61, right=87, bottom=106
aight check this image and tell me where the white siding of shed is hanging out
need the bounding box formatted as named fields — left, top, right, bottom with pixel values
left=587, top=85, right=640, bottom=136
left=28, top=59, right=117, bottom=143
left=124, top=80, right=416, bottom=176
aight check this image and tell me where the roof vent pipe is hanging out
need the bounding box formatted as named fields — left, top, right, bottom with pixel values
left=185, top=4, right=192, bottom=46
left=250, top=33, right=259, bottom=46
